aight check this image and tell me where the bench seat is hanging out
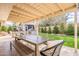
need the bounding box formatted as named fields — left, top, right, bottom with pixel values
left=10, top=40, right=34, bottom=56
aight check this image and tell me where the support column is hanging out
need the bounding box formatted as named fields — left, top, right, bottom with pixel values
left=34, top=20, right=39, bottom=36
left=36, top=22, right=39, bottom=36
left=34, top=20, right=40, bottom=56
left=74, top=4, right=78, bottom=54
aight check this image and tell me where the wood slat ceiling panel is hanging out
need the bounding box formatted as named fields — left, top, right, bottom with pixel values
left=11, top=10, right=33, bottom=19
left=29, top=4, right=52, bottom=15
left=58, top=3, right=76, bottom=10
left=10, top=14, right=33, bottom=20
left=7, top=3, right=76, bottom=23
left=15, top=4, right=41, bottom=17
left=8, top=15, right=32, bottom=23
left=27, top=4, right=48, bottom=15
left=44, top=4, right=61, bottom=12
left=16, top=4, right=46, bottom=16
left=12, top=5, right=39, bottom=18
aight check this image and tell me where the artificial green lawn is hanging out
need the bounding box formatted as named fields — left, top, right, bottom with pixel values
left=39, top=33, right=79, bottom=49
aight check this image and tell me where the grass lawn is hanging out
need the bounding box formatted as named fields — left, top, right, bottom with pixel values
left=39, top=33, right=79, bottom=48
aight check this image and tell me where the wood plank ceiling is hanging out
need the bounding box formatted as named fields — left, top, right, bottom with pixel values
left=7, top=3, right=77, bottom=23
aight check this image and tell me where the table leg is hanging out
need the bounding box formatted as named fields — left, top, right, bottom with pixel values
left=35, top=44, right=40, bottom=56
left=10, top=42, right=12, bottom=55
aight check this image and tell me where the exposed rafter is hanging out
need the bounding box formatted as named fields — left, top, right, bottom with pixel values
left=10, top=13, right=33, bottom=20
left=11, top=10, right=33, bottom=19
left=13, top=5, right=41, bottom=17
left=22, top=4, right=46, bottom=15
left=56, top=4, right=65, bottom=12
left=8, top=14, right=33, bottom=23
left=29, top=4, right=51, bottom=15
left=65, top=4, right=76, bottom=11
left=7, top=3, right=76, bottom=23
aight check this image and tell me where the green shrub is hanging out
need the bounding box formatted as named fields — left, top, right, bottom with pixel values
left=0, top=25, right=15, bottom=33
left=53, top=25, right=59, bottom=34
left=1, top=26, right=7, bottom=32
left=7, top=26, right=13, bottom=33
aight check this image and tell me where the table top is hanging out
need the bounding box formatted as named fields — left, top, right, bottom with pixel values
left=16, top=35, right=48, bottom=45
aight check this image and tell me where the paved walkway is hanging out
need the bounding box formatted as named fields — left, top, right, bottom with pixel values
left=0, top=35, right=79, bottom=56
left=60, top=46, right=79, bottom=56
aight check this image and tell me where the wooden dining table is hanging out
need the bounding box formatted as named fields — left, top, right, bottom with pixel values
left=15, top=34, right=48, bottom=56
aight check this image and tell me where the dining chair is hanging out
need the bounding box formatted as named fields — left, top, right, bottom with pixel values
left=40, top=40, right=64, bottom=56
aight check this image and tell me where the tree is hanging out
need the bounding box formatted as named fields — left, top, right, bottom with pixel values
left=66, top=24, right=74, bottom=35
left=78, top=28, right=79, bottom=35
left=60, top=23, right=65, bottom=34
left=53, top=25, right=59, bottom=34
left=0, top=26, right=1, bottom=31
left=48, top=26, right=51, bottom=34
left=77, top=26, right=79, bottom=36
left=41, top=27, right=44, bottom=33
left=44, top=26, right=47, bottom=33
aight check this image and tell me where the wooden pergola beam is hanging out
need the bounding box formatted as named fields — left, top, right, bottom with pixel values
left=65, top=4, right=76, bottom=11
left=10, top=13, right=33, bottom=20
left=12, top=8, right=39, bottom=18
left=11, top=10, right=34, bottom=19
left=10, top=12, right=34, bottom=20
left=43, top=4, right=55, bottom=15
left=23, top=4, right=47, bottom=15
left=13, top=5, right=41, bottom=17
left=56, top=4, right=65, bottom=13
left=8, top=14, right=33, bottom=23
left=30, top=4, right=52, bottom=15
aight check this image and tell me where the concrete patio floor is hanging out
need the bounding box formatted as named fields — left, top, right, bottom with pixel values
left=60, top=46, right=79, bottom=56
left=0, top=35, right=79, bottom=56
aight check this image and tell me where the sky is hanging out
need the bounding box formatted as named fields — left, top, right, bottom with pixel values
left=67, top=12, right=79, bottom=24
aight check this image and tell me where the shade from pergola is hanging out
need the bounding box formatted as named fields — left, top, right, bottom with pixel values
left=6, top=3, right=77, bottom=23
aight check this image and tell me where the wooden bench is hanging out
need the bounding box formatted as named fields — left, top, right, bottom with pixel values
left=10, top=40, right=34, bottom=56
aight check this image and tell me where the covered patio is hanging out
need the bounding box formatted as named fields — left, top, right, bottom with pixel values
left=0, top=3, right=78, bottom=56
